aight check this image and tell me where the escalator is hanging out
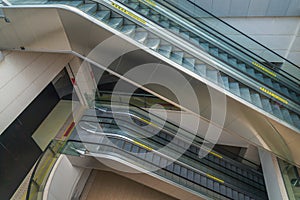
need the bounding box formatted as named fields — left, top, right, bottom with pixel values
left=42, top=0, right=299, bottom=131
left=7, top=0, right=299, bottom=130
left=67, top=138, right=262, bottom=200
left=66, top=99, right=268, bottom=199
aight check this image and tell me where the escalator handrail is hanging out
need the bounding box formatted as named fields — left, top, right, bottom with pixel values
left=98, top=0, right=300, bottom=112
left=156, top=0, right=300, bottom=72
left=128, top=0, right=300, bottom=94
left=93, top=98, right=262, bottom=169
left=67, top=132, right=265, bottom=199
left=79, top=118, right=266, bottom=191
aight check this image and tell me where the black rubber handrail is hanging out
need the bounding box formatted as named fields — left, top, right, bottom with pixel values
left=94, top=97, right=262, bottom=169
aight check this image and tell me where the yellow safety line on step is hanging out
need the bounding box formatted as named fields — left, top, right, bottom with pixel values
left=138, top=117, right=159, bottom=128
left=252, top=61, right=277, bottom=77
left=133, top=140, right=153, bottom=151
left=139, top=0, right=156, bottom=7
left=111, top=2, right=147, bottom=24
left=206, top=173, right=225, bottom=184
left=260, top=87, right=288, bottom=104
left=209, top=151, right=223, bottom=159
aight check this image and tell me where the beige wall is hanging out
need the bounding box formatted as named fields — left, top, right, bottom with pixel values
left=0, top=51, right=73, bottom=134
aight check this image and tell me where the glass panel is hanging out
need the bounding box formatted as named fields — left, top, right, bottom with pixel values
left=26, top=140, right=65, bottom=200
left=278, top=158, right=300, bottom=200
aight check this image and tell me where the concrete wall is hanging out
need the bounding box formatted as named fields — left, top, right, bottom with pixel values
left=0, top=51, right=73, bottom=134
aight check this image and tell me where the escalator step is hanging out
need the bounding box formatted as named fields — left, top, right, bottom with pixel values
left=200, top=175, right=206, bottom=186
left=220, top=185, right=226, bottom=195
left=207, top=179, right=214, bottom=190
left=194, top=64, right=207, bottom=77
left=248, top=173, right=253, bottom=181
left=261, top=98, right=273, bottom=114
left=178, top=139, right=187, bottom=148
left=116, top=140, right=125, bottom=148
left=253, top=175, right=258, bottom=182
left=220, top=76, right=229, bottom=90
left=131, top=145, right=139, bottom=153
left=166, top=134, right=173, bottom=141
left=229, top=82, right=241, bottom=96
left=226, top=187, right=233, bottom=198
left=183, top=57, right=196, bottom=71
left=121, top=24, right=136, bottom=36
left=272, top=104, right=283, bottom=119
left=124, top=142, right=132, bottom=151
left=60, top=1, right=83, bottom=7
left=251, top=93, right=263, bottom=108
left=95, top=10, right=111, bottom=21
left=264, top=78, right=273, bottom=88
left=237, top=168, right=242, bottom=175
left=180, top=31, right=190, bottom=39
left=190, top=145, right=198, bottom=154
left=158, top=45, right=172, bottom=58
left=209, top=47, right=219, bottom=56
left=239, top=193, right=245, bottom=200
left=238, top=63, right=246, bottom=71
left=145, top=152, right=154, bottom=162
left=128, top=2, right=139, bottom=9
left=290, top=91, right=298, bottom=101
left=199, top=42, right=209, bottom=51
left=258, top=178, right=264, bottom=185
left=150, top=14, right=160, bottom=22
left=170, top=51, right=184, bottom=64
left=291, top=113, right=300, bottom=127
left=246, top=67, right=255, bottom=77
left=134, top=31, right=148, bottom=43
left=181, top=167, right=188, bottom=178
left=281, top=86, right=290, bottom=97
left=138, top=148, right=147, bottom=159
left=187, top=170, right=194, bottom=181
left=214, top=182, right=220, bottom=193
left=170, top=25, right=180, bottom=34
left=140, top=8, right=150, bottom=16
left=159, top=132, right=167, bottom=139
left=160, top=20, right=170, bottom=28
left=232, top=190, right=239, bottom=199
left=190, top=37, right=200, bottom=46
left=219, top=53, right=228, bottom=62
left=207, top=70, right=218, bottom=84
left=159, top=157, right=168, bottom=167
left=273, top=82, right=281, bottom=92
left=145, top=38, right=161, bottom=50
left=255, top=73, right=264, bottom=82
left=193, top=173, right=200, bottom=184
left=153, top=154, right=161, bottom=165
left=232, top=165, right=237, bottom=172
left=207, top=153, right=214, bottom=161
left=108, top=18, right=124, bottom=29
left=174, top=164, right=181, bottom=175
left=166, top=163, right=174, bottom=171
left=240, top=87, right=251, bottom=102
left=228, top=58, right=238, bottom=67
left=78, top=3, right=97, bottom=14
left=220, top=160, right=226, bottom=167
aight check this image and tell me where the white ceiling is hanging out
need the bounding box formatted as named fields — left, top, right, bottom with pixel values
left=176, top=0, right=300, bottom=17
